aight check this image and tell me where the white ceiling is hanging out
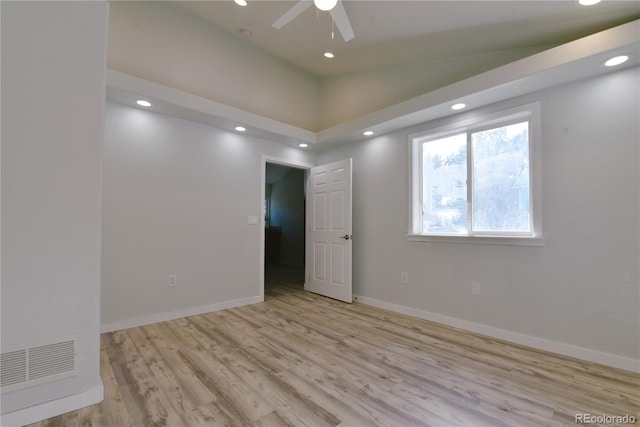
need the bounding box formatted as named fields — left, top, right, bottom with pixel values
left=172, top=0, right=640, bottom=76
left=106, top=1, right=639, bottom=150
left=106, top=15, right=640, bottom=149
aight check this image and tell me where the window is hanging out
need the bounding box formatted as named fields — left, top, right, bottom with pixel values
left=409, top=103, right=541, bottom=244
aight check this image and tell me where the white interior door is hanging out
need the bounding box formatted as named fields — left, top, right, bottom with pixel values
left=305, top=159, right=352, bottom=303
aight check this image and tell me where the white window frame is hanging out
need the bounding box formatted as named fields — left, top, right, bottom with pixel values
left=408, top=102, right=543, bottom=246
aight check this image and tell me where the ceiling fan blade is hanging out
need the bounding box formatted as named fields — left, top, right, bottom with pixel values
left=273, top=0, right=313, bottom=29
left=329, top=1, right=354, bottom=42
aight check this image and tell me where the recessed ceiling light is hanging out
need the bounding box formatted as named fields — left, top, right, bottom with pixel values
left=363, top=131, right=374, bottom=136
left=235, top=126, right=246, bottom=132
left=136, top=99, right=151, bottom=107
left=578, top=0, right=601, bottom=5
left=604, top=55, right=629, bottom=67
left=324, top=52, right=335, bottom=59
left=299, top=143, right=309, bottom=148
left=234, top=0, right=247, bottom=6
left=451, top=103, right=466, bottom=110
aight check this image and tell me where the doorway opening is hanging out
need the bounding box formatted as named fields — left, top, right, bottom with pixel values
left=260, top=156, right=353, bottom=303
left=261, top=157, right=313, bottom=301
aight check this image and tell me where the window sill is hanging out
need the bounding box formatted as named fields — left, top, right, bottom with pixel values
left=406, top=234, right=545, bottom=247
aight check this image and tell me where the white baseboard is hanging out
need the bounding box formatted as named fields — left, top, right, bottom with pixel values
left=353, top=294, right=640, bottom=373
left=0, top=384, right=104, bottom=427
left=100, top=296, right=263, bottom=333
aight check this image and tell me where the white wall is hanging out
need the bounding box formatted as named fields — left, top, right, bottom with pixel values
left=108, top=2, right=321, bottom=131
left=317, top=67, right=640, bottom=363
left=101, top=102, right=316, bottom=329
left=1, top=0, right=107, bottom=420
left=270, top=168, right=306, bottom=267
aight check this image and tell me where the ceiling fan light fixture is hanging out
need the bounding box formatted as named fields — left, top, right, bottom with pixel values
left=314, top=0, right=338, bottom=12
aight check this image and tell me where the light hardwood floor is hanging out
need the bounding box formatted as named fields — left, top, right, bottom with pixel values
left=30, top=286, right=639, bottom=427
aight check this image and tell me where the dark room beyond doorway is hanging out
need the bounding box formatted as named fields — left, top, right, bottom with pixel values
left=265, top=163, right=306, bottom=300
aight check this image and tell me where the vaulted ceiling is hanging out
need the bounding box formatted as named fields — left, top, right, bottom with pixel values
left=173, top=0, right=640, bottom=76
left=106, top=1, right=639, bottom=144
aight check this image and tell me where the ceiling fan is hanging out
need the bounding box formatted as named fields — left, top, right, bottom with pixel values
left=272, top=0, right=355, bottom=42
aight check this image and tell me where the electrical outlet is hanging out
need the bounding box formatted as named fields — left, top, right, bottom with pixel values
left=168, top=274, right=177, bottom=287
left=471, top=281, right=480, bottom=295
left=401, top=272, right=409, bottom=284
left=248, top=215, right=259, bottom=225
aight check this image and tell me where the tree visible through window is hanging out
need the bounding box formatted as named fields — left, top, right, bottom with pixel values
left=471, top=122, right=530, bottom=232
left=422, top=133, right=467, bottom=233
left=411, top=105, right=539, bottom=238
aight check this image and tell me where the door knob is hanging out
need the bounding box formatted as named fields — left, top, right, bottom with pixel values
left=340, top=234, right=351, bottom=240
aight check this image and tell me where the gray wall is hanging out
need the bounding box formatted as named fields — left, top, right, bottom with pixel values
left=1, top=1, right=107, bottom=416
left=270, top=168, right=306, bottom=267
left=317, top=66, right=640, bottom=361
left=101, top=102, right=315, bottom=327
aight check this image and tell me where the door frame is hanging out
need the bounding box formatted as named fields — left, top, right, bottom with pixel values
left=260, top=155, right=314, bottom=301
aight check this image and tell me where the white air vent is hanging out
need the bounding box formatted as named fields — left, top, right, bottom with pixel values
left=0, top=335, right=78, bottom=393
left=1, top=350, right=27, bottom=388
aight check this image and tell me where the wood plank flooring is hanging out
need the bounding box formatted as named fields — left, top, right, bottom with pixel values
left=29, top=282, right=639, bottom=426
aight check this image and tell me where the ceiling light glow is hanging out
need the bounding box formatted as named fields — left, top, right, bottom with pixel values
left=234, top=0, right=247, bottom=6
left=136, top=99, right=151, bottom=107
left=324, top=52, right=335, bottom=59
left=578, top=0, right=601, bottom=5
left=314, top=0, right=338, bottom=11
left=299, top=143, right=309, bottom=148
left=451, top=103, right=466, bottom=110
left=363, top=131, right=374, bottom=136
left=235, top=126, right=246, bottom=132
left=604, top=55, right=629, bottom=67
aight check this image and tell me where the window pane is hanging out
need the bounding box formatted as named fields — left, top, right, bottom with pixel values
left=422, top=134, right=467, bottom=234
left=471, top=121, right=530, bottom=232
